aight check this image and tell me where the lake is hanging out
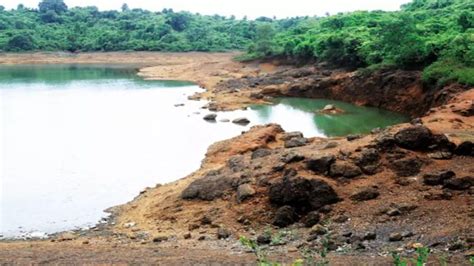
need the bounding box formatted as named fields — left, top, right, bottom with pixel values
left=0, top=64, right=408, bottom=238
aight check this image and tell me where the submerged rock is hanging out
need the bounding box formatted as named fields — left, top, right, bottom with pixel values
left=203, top=114, right=217, bottom=121
left=232, top=117, right=250, bottom=125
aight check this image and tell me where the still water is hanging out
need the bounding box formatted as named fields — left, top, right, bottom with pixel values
left=0, top=64, right=408, bottom=238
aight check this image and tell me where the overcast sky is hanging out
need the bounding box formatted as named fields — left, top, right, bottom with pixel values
left=2, top=0, right=412, bottom=18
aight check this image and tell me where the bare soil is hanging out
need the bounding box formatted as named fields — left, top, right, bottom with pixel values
left=1, top=52, right=473, bottom=265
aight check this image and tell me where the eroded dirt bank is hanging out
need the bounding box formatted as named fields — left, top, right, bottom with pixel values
left=1, top=52, right=473, bottom=265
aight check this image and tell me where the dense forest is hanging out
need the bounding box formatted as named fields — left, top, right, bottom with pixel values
left=0, top=0, right=473, bottom=85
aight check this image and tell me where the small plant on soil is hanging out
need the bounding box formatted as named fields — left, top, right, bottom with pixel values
left=392, top=247, right=431, bottom=266
left=239, top=236, right=276, bottom=266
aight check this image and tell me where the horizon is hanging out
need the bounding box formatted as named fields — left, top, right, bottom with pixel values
left=2, top=0, right=412, bottom=19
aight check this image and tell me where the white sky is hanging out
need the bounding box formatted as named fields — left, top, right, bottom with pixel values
left=2, top=0, right=412, bottom=19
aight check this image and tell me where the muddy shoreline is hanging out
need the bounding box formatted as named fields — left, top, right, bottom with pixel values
left=1, top=52, right=473, bottom=264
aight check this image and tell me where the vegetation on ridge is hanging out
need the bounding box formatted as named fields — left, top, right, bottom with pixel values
left=0, top=0, right=473, bottom=86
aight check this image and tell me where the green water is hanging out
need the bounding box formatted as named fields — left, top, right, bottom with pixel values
left=250, top=97, right=408, bottom=137
left=0, top=64, right=192, bottom=87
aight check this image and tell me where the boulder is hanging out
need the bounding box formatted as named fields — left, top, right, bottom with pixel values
left=203, top=114, right=217, bottom=121
left=350, top=187, right=380, bottom=201
left=347, top=135, right=361, bottom=141
left=454, top=141, right=473, bottom=156
left=305, top=154, right=336, bottom=175
left=282, top=131, right=304, bottom=141
left=256, top=234, right=272, bottom=245
left=389, top=157, right=423, bottom=177
left=284, top=137, right=308, bottom=148
left=273, top=205, right=297, bottom=228
left=228, top=155, right=246, bottom=172
left=329, top=161, right=362, bottom=178
left=181, top=172, right=236, bottom=201
left=394, top=126, right=434, bottom=150
left=269, top=176, right=339, bottom=212
left=423, top=170, right=455, bottom=186
left=232, top=117, right=251, bottom=125
left=237, top=184, right=256, bottom=202
left=281, top=152, right=305, bottom=164
left=443, top=176, right=473, bottom=190
left=251, top=148, right=272, bottom=159
left=301, top=211, right=321, bottom=228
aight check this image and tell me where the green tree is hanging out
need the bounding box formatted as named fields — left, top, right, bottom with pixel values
left=38, top=0, right=68, bottom=14
left=121, top=3, right=129, bottom=12
left=254, top=23, right=275, bottom=56
left=6, top=34, right=36, bottom=51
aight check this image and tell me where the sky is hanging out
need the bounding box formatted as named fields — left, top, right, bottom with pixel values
left=2, top=0, right=413, bottom=19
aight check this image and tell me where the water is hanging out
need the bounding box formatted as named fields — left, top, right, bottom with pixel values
left=0, top=64, right=408, bottom=238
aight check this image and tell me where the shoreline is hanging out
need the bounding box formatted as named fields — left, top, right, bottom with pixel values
left=1, top=52, right=473, bottom=264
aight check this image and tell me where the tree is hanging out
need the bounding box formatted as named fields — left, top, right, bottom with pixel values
left=458, top=11, right=473, bottom=31
left=40, top=10, right=61, bottom=23
left=254, top=23, right=275, bottom=56
left=38, top=0, right=68, bottom=14
left=166, top=12, right=191, bottom=31
left=7, top=34, right=36, bottom=51
left=121, top=3, right=129, bottom=12
left=0, top=5, right=5, bottom=12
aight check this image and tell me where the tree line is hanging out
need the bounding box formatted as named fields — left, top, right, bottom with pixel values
left=0, top=0, right=472, bottom=86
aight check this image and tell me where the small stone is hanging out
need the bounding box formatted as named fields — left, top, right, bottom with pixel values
left=363, top=232, right=377, bottom=241
left=389, top=233, right=403, bottom=242
left=188, top=224, right=200, bottom=231
left=387, top=208, right=402, bottom=217
left=217, top=228, right=231, bottom=239
left=323, top=104, right=335, bottom=111
left=342, top=231, right=352, bottom=237
left=347, top=135, right=361, bottom=141
left=82, top=240, right=90, bottom=245
left=402, top=231, right=415, bottom=238
left=153, top=235, right=168, bottom=243
left=281, top=152, right=305, bottom=164
left=448, top=241, right=465, bottom=251
left=305, top=155, right=335, bottom=175
left=256, top=234, right=272, bottom=245
left=198, top=236, right=206, bottom=241
left=251, top=148, right=272, bottom=159
left=332, top=214, right=349, bottom=223
left=310, top=224, right=328, bottom=235
left=184, top=233, right=192, bottom=240
left=428, top=151, right=453, bottom=160
left=329, top=161, right=362, bottom=178
left=219, top=119, right=230, bottom=123
left=350, top=187, right=380, bottom=201
left=200, top=215, right=212, bottom=225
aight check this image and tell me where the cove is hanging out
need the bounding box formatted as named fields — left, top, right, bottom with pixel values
left=0, top=64, right=408, bottom=238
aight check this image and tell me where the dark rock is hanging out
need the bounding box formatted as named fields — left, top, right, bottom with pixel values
left=188, top=224, right=200, bottom=231
left=332, top=214, right=349, bottom=223
left=301, top=211, right=321, bottom=228
left=342, top=231, right=353, bottom=237
left=443, top=176, right=473, bottom=190
left=410, top=118, right=423, bottom=125
left=424, top=190, right=453, bottom=200
left=269, top=176, right=339, bottom=212
left=354, top=148, right=380, bottom=167
left=389, top=233, right=403, bottom=242
left=329, top=161, right=362, bottom=178
left=389, top=157, right=423, bottom=177
left=200, top=215, right=212, bottom=225
left=363, top=232, right=377, bottom=241
left=394, top=126, right=455, bottom=151
left=153, top=236, right=169, bottom=243
left=402, top=231, right=415, bottom=238
left=350, top=187, right=380, bottom=201
left=232, top=117, right=250, bottom=125
left=394, top=126, right=434, bottom=150
left=228, top=156, right=246, bottom=172
left=184, top=233, right=192, bottom=240
left=251, top=148, right=272, bottom=159
left=305, top=154, right=335, bottom=175
left=237, top=184, right=256, bottom=202
left=203, top=114, right=217, bottom=121
left=454, top=141, right=474, bottom=156
left=281, top=152, right=305, bottom=164
left=319, top=205, right=333, bottom=214
left=284, top=137, right=309, bottom=148
left=256, top=234, right=272, bottom=245
left=273, top=205, right=297, bottom=227
left=423, top=170, right=456, bottom=186
left=374, top=132, right=396, bottom=147
left=181, top=172, right=237, bottom=201
left=448, top=241, right=465, bottom=251
left=347, top=135, right=361, bottom=141
left=282, top=131, right=304, bottom=141
left=306, top=234, right=319, bottom=242
left=198, top=236, right=206, bottom=241
left=272, top=163, right=286, bottom=172
left=217, top=228, right=231, bottom=239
